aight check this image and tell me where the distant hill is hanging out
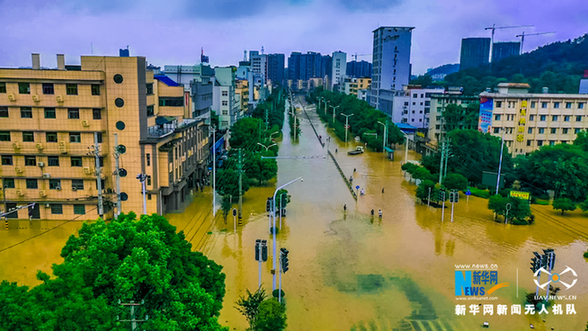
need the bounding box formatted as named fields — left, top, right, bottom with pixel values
left=438, top=34, right=588, bottom=95
left=426, top=63, right=460, bottom=81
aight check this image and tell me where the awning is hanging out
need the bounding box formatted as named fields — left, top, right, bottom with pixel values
left=384, top=147, right=394, bottom=153
left=156, top=116, right=176, bottom=125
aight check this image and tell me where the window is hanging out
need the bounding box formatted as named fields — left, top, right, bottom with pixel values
left=96, top=132, right=103, bottom=143
left=537, top=140, right=543, bottom=146
left=0, top=106, right=8, bottom=117
left=45, top=132, right=58, bottom=143
left=72, top=179, right=84, bottom=190
left=51, top=204, right=63, bottom=214
left=26, top=179, right=38, bottom=189
left=549, top=141, right=555, bottom=146
left=222, top=101, right=228, bottom=106
left=529, top=115, right=535, bottom=121
left=575, top=128, right=581, bottom=134
left=66, top=84, right=78, bottom=95
left=42, top=83, right=54, bottom=95
left=579, top=103, right=585, bottom=109
left=222, top=91, right=228, bottom=96
left=412, top=93, right=417, bottom=98
left=541, top=102, right=548, bottom=108
left=540, top=115, right=546, bottom=121
left=25, top=156, right=36, bottom=166
left=95, top=179, right=105, bottom=189
left=528, top=128, right=533, bottom=134
left=566, top=102, right=572, bottom=109
left=49, top=179, right=61, bottom=190
left=3, top=178, right=15, bottom=188
left=73, top=204, right=86, bottom=215
left=146, top=83, right=153, bottom=95
left=48, top=156, right=59, bottom=166
left=44, top=108, right=56, bottom=119
left=0, top=131, right=10, bottom=141
left=551, top=128, right=557, bottom=134
left=0, top=82, right=5, bottom=93
left=21, top=107, right=32, bottom=118
left=159, top=97, right=183, bottom=106
left=1, top=155, right=13, bottom=165
left=146, top=153, right=151, bottom=166
left=147, top=105, right=154, bottom=116
left=554, top=102, right=560, bottom=108
left=494, top=114, right=501, bottom=120
left=493, top=128, right=500, bottom=134
left=222, top=110, right=228, bottom=115
left=69, top=132, right=81, bottom=143
left=527, top=140, right=532, bottom=146
left=22, top=131, right=34, bottom=142
left=552, top=115, right=558, bottom=121
left=530, top=101, right=536, bottom=108
left=562, top=128, right=569, bottom=134
left=564, top=115, right=570, bottom=122
left=539, top=128, right=545, bottom=134
left=18, top=83, right=30, bottom=94
left=91, top=84, right=100, bottom=95
left=148, top=194, right=152, bottom=200
left=435, top=125, right=440, bottom=130
left=496, top=101, right=502, bottom=108
left=147, top=175, right=151, bottom=186
left=93, top=108, right=101, bottom=120
left=68, top=108, right=80, bottom=119
left=70, top=156, right=82, bottom=167
left=577, top=116, right=582, bottom=122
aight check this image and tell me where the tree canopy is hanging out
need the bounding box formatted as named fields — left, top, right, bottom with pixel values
left=0, top=213, right=227, bottom=330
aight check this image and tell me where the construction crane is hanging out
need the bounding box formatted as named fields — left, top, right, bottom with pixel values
left=485, top=24, right=533, bottom=64
left=352, top=53, right=372, bottom=61
left=516, top=31, right=556, bottom=54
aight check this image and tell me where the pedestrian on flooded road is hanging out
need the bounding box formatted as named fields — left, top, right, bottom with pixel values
left=360, top=189, right=365, bottom=196
left=371, top=209, right=374, bottom=216
left=353, top=168, right=356, bottom=173
left=343, top=204, right=347, bottom=212
left=335, top=148, right=338, bottom=153
left=378, top=209, right=382, bottom=218
left=382, top=187, right=385, bottom=194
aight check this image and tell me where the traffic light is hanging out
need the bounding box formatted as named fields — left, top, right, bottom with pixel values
left=450, top=190, right=459, bottom=203
left=255, top=239, right=261, bottom=261
left=266, top=197, right=273, bottom=212
left=280, top=248, right=289, bottom=273
left=449, top=191, right=455, bottom=203
left=438, top=190, right=446, bottom=201
left=261, top=240, right=268, bottom=262
left=541, top=254, right=548, bottom=269
left=530, top=257, right=538, bottom=272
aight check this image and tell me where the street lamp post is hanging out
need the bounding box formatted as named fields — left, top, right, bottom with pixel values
left=341, top=113, right=354, bottom=143
left=496, top=128, right=505, bottom=195
left=272, top=177, right=303, bottom=291
left=377, top=120, right=387, bottom=154
left=400, top=131, right=410, bottom=163
left=330, top=105, right=340, bottom=125
left=136, top=174, right=147, bottom=215
left=257, top=142, right=277, bottom=151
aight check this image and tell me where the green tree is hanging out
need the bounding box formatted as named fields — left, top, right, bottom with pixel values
left=276, top=189, right=291, bottom=210
left=443, top=173, right=468, bottom=191
left=211, top=110, right=220, bottom=128
left=413, top=167, right=436, bottom=182
left=217, top=169, right=250, bottom=197
left=573, top=129, right=588, bottom=152
left=488, top=195, right=531, bottom=222
left=580, top=197, right=588, bottom=212
left=255, top=298, right=287, bottom=331
left=416, top=180, right=439, bottom=204
left=221, top=195, right=232, bottom=221
left=245, top=152, right=278, bottom=186
left=552, top=198, right=577, bottom=215
left=0, top=213, right=226, bottom=330
left=235, top=287, right=267, bottom=330
left=230, top=117, right=263, bottom=149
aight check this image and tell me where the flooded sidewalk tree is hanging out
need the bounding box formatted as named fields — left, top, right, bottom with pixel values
left=0, top=213, right=227, bottom=330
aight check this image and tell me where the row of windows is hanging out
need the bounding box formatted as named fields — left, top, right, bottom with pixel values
left=495, top=114, right=585, bottom=122
left=0, top=107, right=102, bottom=119
left=3, top=177, right=84, bottom=190
left=493, top=127, right=584, bottom=135
left=1, top=155, right=102, bottom=167
left=0, top=131, right=101, bottom=143
left=0, top=82, right=100, bottom=96
left=496, top=100, right=586, bottom=109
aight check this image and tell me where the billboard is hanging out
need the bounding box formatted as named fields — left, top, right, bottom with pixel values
left=478, top=97, right=494, bottom=134
left=510, top=191, right=530, bottom=200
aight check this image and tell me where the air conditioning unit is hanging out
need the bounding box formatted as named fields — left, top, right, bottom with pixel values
left=8, top=93, right=16, bottom=101
left=83, top=167, right=93, bottom=175
left=12, top=142, right=20, bottom=149
left=81, top=120, right=89, bottom=127
left=72, top=187, right=77, bottom=191
left=38, top=162, right=45, bottom=167
left=44, top=204, right=50, bottom=208
left=36, top=143, right=44, bottom=150
left=32, top=95, right=40, bottom=102
left=42, top=173, right=51, bottom=178
left=58, top=141, right=67, bottom=154
left=15, top=166, right=23, bottom=173
left=39, top=190, right=47, bottom=197
left=16, top=190, right=25, bottom=197
left=56, top=95, right=64, bottom=103
left=55, top=186, right=61, bottom=191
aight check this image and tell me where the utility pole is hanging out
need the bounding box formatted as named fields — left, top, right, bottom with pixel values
left=211, top=126, right=216, bottom=217
left=136, top=174, right=147, bottom=215
left=438, top=139, right=445, bottom=185
left=342, top=113, right=354, bottom=143
left=496, top=128, right=505, bottom=195
left=93, top=133, right=104, bottom=218
left=443, top=144, right=450, bottom=178
left=238, top=149, right=243, bottom=222
left=428, top=187, right=431, bottom=208
left=114, top=133, right=122, bottom=218
left=330, top=105, right=340, bottom=125
left=118, top=301, right=147, bottom=331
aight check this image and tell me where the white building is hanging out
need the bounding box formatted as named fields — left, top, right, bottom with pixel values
left=212, top=67, right=239, bottom=130
left=251, top=53, right=268, bottom=85
left=331, top=51, right=347, bottom=91
left=370, top=26, right=414, bottom=110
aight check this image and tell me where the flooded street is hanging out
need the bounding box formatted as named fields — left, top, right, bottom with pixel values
left=2, top=101, right=588, bottom=330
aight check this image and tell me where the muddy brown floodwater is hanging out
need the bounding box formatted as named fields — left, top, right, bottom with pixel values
left=1, top=99, right=588, bottom=330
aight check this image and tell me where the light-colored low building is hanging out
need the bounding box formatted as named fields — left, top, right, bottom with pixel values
left=479, top=83, right=588, bottom=155
left=0, top=54, right=209, bottom=220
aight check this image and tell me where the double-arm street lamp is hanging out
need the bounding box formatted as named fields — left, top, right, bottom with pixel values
left=257, top=142, right=277, bottom=151
left=330, top=105, right=340, bottom=125
left=377, top=120, right=388, bottom=154
left=341, top=113, right=354, bottom=143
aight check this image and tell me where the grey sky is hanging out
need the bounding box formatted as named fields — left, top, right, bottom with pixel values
left=1, top=0, right=586, bottom=75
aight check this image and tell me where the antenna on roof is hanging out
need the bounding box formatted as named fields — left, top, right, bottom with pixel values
left=244, top=50, right=247, bottom=61
left=261, top=46, right=264, bottom=55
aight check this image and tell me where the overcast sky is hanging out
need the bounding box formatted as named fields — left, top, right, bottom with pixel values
left=1, top=0, right=586, bottom=75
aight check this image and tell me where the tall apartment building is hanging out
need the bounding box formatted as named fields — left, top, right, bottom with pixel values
left=331, top=51, right=347, bottom=91
left=479, top=83, right=588, bottom=155
left=346, top=60, right=372, bottom=78
left=428, top=92, right=479, bottom=145
left=459, top=38, right=491, bottom=70
left=250, top=53, right=267, bottom=85
left=0, top=54, right=209, bottom=220
left=212, top=67, right=239, bottom=130
left=370, top=26, right=414, bottom=110
left=267, top=54, right=285, bottom=85
left=492, top=42, right=521, bottom=62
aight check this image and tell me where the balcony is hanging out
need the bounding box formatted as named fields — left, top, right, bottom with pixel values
left=147, top=116, right=177, bottom=138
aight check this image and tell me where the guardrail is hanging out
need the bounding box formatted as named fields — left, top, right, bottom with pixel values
left=328, top=150, right=357, bottom=201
